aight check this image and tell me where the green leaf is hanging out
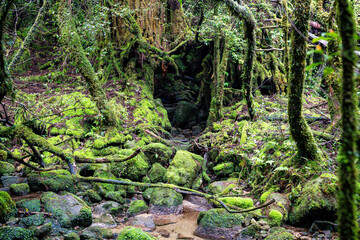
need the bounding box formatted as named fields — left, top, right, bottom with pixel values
left=323, top=67, right=335, bottom=76
left=306, top=62, right=323, bottom=71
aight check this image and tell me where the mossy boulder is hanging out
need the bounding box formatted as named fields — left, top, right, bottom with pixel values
left=143, top=143, right=173, bottom=165
left=28, top=169, right=76, bottom=193
left=148, top=163, right=166, bottom=183
left=128, top=200, right=149, bottom=215
left=288, top=173, right=338, bottom=225
left=213, top=162, right=235, bottom=177
left=41, top=191, right=92, bottom=228
left=85, top=189, right=102, bottom=203
left=116, top=226, right=155, bottom=240
left=30, top=222, right=53, bottom=239
left=207, top=180, right=237, bottom=194
left=0, top=227, right=34, bottom=240
left=9, top=183, right=30, bottom=196
left=165, top=150, right=203, bottom=188
left=263, top=193, right=290, bottom=227
left=92, top=170, right=116, bottom=197
left=144, top=187, right=183, bottom=214
left=16, top=199, right=41, bottom=212
left=212, top=197, right=254, bottom=209
left=0, top=161, right=15, bottom=176
left=111, top=149, right=149, bottom=181
left=264, top=227, right=295, bottom=240
left=195, top=208, right=245, bottom=240
left=104, top=191, right=125, bottom=204
left=268, top=210, right=283, bottom=227
left=80, top=226, right=113, bottom=239
left=20, top=213, right=45, bottom=227
left=0, top=191, right=17, bottom=223
left=64, top=231, right=80, bottom=240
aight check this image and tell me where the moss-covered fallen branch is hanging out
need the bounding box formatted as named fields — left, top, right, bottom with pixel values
left=0, top=143, right=42, bottom=171
left=78, top=176, right=275, bottom=214
left=74, top=148, right=141, bottom=163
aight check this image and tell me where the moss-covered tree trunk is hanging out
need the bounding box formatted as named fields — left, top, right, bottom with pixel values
left=0, top=0, right=15, bottom=103
left=281, top=0, right=290, bottom=82
left=336, top=0, right=358, bottom=238
left=217, top=0, right=256, bottom=120
left=288, top=0, right=323, bottom=163
left=58, top=0, right=118, bottom=127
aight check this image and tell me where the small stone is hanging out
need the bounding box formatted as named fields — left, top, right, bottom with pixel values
left=177, top=233, right=194, bottom=239
left=158, top=229, right=170, bottom=238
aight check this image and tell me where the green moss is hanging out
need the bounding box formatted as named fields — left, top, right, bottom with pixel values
left=148, top=163, right=166, bottom=183
left=0, top=150, right=7, bottom=161
left=20, top=213, right=45, bottom=227
left=0, top=191, right=17, bottom=223
left=64, top=231, right=80, bottom=240
left=9, top=183, right=30, bottom=196
left=28, top=169, right=76, bottom=193
left=269, top=210, right=283, bottom=226
left=92, top=170, right=116, bottom=196
left=111, top=149, right=149, bottom=181
left=0, top=227, right=34, bottom=240
left=213, top=197, right=254, bottom=209
left=105, top=191, right=125, bottom=204
left=213, top=162, right=235, bottom=177
left=198, top=208, right=245, bottom=228
left=0, top=161, right=15, bottom=176
left=165, top=150, right=203, bottom=188
left=260, top=189, right=277, bottom=203
left=143, top=143, right=173, bottom=165
left=116, top=226, right=155, bottom=240
left=264, top=227, right=294, bottom=240
left=128, top=200, right=149, bottom=215
left=85, top=189, right=102, bottom=203
left=16, top=199, right=41, bottom=212
left=144, top=187, right=183, bottom=207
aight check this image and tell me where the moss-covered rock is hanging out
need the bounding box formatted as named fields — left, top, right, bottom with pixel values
left=28, top=169, right=76, bottom=193
left=263, top=193, right=290, bottom=227
left=9, top=183, right=30, bottom=196
left=213, top=162, right=235, bottom=177
left=0, top=191, right=17, bottom=223
left=92, top=170, right=116, bottom=197
left=104, top=191, right=125, bottom=204
left=173, top=101, right=198, bottom=128
left=143, top=143, right=173, bottom=165
left=144, top=187, right=183, bottom=214
left=30, top=222, right=53, bottom=239
left=42, top=191, right=92, bottom=228
left=85, top=189, right=102, bottom=203
left=20, top=213, right=45, bottom=227
left=195, top=208, right=245, bottom=239
left=0, top=161, right=15, bottom=176
left=264, top=227, right=295, bottom=240
left=111, top=149, right=149, bottom=181
left=80, top=226, right=113, bottom=239
left=116, top=226, right=154, bottom=240
left=0, top=226, right=34, bottom=240
left=64, top=231, right=80, bottom=240
left=16, top=199, right=41, bottom=212
left=128, top=200, right=149, bottom=215
left=79, top=163, right=108, bottom=177
left=148, top=163, right=166, bottom=183
left=207, top=180, right=237, bottom=194
left=288, top=173, right=337, bottom=225
left=213, top=197, right=254, bottom=209
left=165, top=150, right=203, bottom=188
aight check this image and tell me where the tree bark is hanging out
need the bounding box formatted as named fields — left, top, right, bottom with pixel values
left=336, top=0, right=359, bottom=238
left=288, top=0, right=323, bottom=163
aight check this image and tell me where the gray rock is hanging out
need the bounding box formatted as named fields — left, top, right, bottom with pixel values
left=91, top=214, right=117, bottom=228
left=1, top=176, right=27, bottom=187
left=93, top=201, right=123, bottom=217
left=131, top=214, right=156, bottom=231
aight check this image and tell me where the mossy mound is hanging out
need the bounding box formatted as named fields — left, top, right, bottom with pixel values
left=104, top=191, right=125, bottom=204
left=64, top=231, right=80, bottom=240
left=128, top=200, right=149, bottom=215
left=0, top=161, right=15, bottom=176
left=148, top=163, right=166, bottom=183
left=85, top=189, right=102, bottom=203
left=116, top=226, right=155, bottom=240
left=262, top=193, right=290, bottom=227
left=42, top=191, right=92, bottom=228
left=288, top=173, right=338, bottom=225
left=16, top=199, right=41, bottom=212
left=111, top=149, right=149, bottom=181
left=0, top=191, right=17, bottom=223
left=144, top=187, right=183, bottom=214
left=9, top=183, right=30, bottom=196
left=28, top=169, right=76, bottom=193
left=143, top=143, right=173, bottom=165
left=212, top=197, right=254, bottom=209
left=80, top=226, right=113, bottom=239
left=20, top=213, right=45, bottom=227
left=0, top=227, right=34, bottom=240
left=264, top=227, right=295, bottom=240
left=213, top=162, right=235, bottom=177
left=165, top=150, right=203, bottom=188
left=92, top=129, right=132, bottom=150
left=92, top=170, right=116, bottom=197
left=207, top=180, right=237, bottom=194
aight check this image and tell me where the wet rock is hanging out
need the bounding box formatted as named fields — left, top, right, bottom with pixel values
left=28, top=169, right=76, bottom=193
left=117, top=226, right=155, bottom=239
left=0, top=226, right=34, bottom=240
left=16, top=199, right=41, bottom=212
left=148, top=163, right=167, bottom=183
left=165, top=150, right=203, bottom=188
left=93, top=201, right=124, bottom=217
left=111, top=149, right=149, bottom=181
left=9, top=183, right=30, bottom=196
left=128, top=200, right=149, bottom=216
left=131, top=214, right=156, bottom=231
left=91, top=213, right=117, bottom=228
left=0, top=161, right=15, bottom=177
left=0, top=191, right=17, bottom=223
left=144, top=187, right=183, bottom=215
left=195, top=208, right=247, bottom=240
left=1, top=176, right=27, bottom=187
left=288, top=173, right=337, bottom=225
left=143, top=143, right=173, bottom=165
left=42, top=191, right=92, bottom=228
left=81, top=226, right=113, bottom=239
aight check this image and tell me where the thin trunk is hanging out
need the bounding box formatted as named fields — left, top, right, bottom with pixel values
left=288, top=0, right=323, bottom=163
left=336, top=0, right=358, bottom=238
